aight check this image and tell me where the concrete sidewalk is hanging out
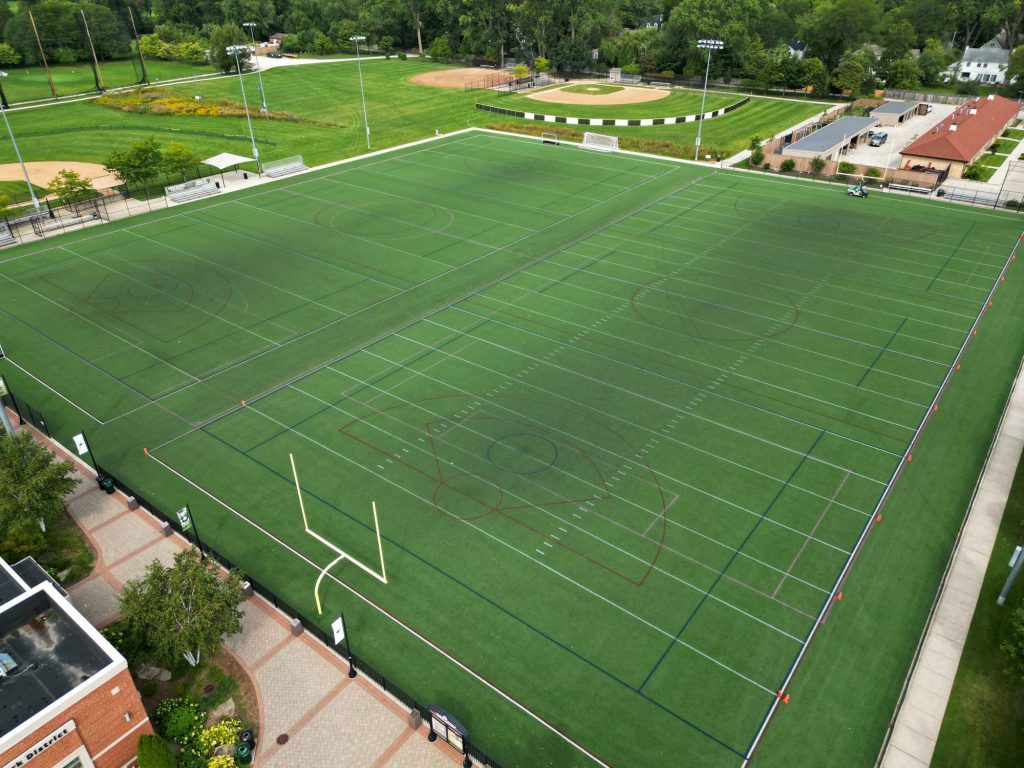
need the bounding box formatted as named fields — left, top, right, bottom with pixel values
left=13, top=418, right=464, bottom=768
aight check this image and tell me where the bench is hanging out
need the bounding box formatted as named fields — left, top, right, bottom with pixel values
left=264, top=156, right=309, bottom=178
left=888, top=183, right=931, bottom=195
left=166, top=178, right=219, bottom=203
left=40, top=212, right=99, bottom=232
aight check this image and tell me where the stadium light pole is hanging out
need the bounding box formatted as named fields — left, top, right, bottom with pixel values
left=226, top=45, right=262, bottom=174
left=0, top=73, right=41, bottom=215
left=694, top=39, right=724, bottom=162
left=242, top=22, right=269, bottom=119
left=350, top=35, right=371, bottom=150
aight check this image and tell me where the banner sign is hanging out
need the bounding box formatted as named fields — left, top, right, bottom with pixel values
left=176, top=507, right=193, bottom=532
left=2, top=720, right=76, bottom=768
left=72, top=434, right=88, bottom=456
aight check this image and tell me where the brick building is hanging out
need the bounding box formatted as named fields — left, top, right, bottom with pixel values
left=0, top=558, right=151, bottom=768
left=899, top=94, right=1022, bottom=179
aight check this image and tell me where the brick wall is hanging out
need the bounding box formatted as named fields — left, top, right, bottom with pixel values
left=0, top=667, right=152, bottom=768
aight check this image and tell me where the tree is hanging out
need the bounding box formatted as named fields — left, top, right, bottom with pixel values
left=885, top=56, right=923, bottom=88
left=534, top=55, right=550, bottom=72
left=136, top=734, right=176, bottom=768
left=917, top=37, right=950, bottom=84
left=512, top=62, right=529, bottom=77
left=1007, top=43, right=1024, bottom=85
left=162, top=141, right=200, bottom=181
left=46, top=169, right=95, bottom=206
left=208, top=22, right=250, bottom=73
left=801, top=56, right=830, bottom=95
left=0, top=43, right=21, bottom=66
left=831, top=57, right=868, bottom=94
left=0, top=431, right=78, bottom=558
left=1001, top=597, right=1024, bottom=681
left=218, top=0, right=278, bottom=35
left=991, top=0, right=1024, bottom=57
left=665, top=0, right=767, bottom=75
left=810, top=155, right=826, bottom=173
left=104, top=138, right=164, bottom=196
left=427, top=35, right=452, bottom=58
left=120, top=548, right=246, bottom=668
left=881, top=19, right=916, bottom=66
left=798, top=0, right=883, bottom=71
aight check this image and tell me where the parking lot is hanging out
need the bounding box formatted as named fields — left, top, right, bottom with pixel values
left=841, top=102, right=958, bottom=169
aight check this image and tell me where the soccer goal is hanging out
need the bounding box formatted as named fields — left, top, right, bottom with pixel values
left=289, top=453, right=387, bottom=614
left=541, top=131, right=560, bottom=146
left=582, top=132, right=619, bottom=153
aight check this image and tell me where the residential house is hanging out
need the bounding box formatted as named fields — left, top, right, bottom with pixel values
left=786, top=40, right=807, bottom=60
left=947, top=35, right=1010, bottom=84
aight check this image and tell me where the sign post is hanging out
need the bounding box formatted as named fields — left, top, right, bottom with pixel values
left=332, top=614, right=357, bottom=678
left=427, top=706, right=471, bottom=768
left=997, top=545, right=1023, bottom=606
left=176, top=503, right=204, bottom=554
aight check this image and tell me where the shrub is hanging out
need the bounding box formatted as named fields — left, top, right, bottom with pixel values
left=750, top=147, right=765, bottom=166
left=428, top=36, right=452, bottom=60
left=810, top=156, right=826, bottom=174
left=621, top=62, right=641, bottom=75
left=865, top=167, right=882, bottom=178
left=207, top=756, right=236, bottom=768
left=197, top=719, right=242, bottom=756
left=52, top=48, right=77, bottom=65
left=838, top=161, right=857, bottom=174
left=141, top=680, right=158, bottom=697
left=956, top=79, right=980, bottom=96
left=153, top=698, right=206, bottom=745
left=780, top=158, right=796, bottom=172
left=512, top=63, right=529, bottom=78
left=962, top=164, right=984, bottom=180
left=137, top=735, right=176, bottom=768
left=1005, top=199, right=1023, bottom=210
left=397, top=51, right=407, bottom=60
left=660, top=70, right=675, bottom=78
left=534, top=56, right=550, bottom=73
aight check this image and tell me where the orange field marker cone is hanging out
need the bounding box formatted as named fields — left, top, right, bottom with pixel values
left=143, top=448, right=148, bottom=455
left=933, top=404, right=938, bottom=412
left=907, top=454, right=912, bottom=462
left=876, top=513, right=883, bottom=522
left=242, top=400, right=247, bottom=407
left=956, top=363, right=961, bottom=371
left=783, top=694, right=790, bottom=704
left=836, top=592, right=843, bottom=601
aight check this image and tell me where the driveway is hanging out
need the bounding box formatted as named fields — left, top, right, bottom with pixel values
left=841, top=103, right=957, bottom=169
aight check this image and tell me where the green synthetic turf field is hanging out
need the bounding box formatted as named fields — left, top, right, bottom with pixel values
left=2, top=130, right=1023, bottom=767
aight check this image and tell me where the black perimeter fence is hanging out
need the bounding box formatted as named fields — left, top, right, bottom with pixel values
left=0, top=390, right=506, bottom=768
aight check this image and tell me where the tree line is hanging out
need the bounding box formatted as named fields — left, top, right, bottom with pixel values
left=0, top=1, right=1022, bottom=95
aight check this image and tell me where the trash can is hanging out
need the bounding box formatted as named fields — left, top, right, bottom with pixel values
left=97, top=476, right=115, bottom=495
left=235, top=742, right=253, bottom=765
left=238, top=729, right=255, bottom=747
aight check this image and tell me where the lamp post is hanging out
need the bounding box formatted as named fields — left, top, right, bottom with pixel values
left=0, top=73, right=41, bottom=215
left=350, top=35, right=370, bottom=150
left=695, top=39, right=724, bottom=161
left=226, top=45, right=262, bottom=174
left=242, top=22, right=269, bottom=118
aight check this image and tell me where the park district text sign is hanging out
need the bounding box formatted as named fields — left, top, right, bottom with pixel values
left=2, top=721, right=76, bottom=768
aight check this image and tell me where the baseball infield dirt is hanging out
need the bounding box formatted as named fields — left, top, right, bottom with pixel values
left=526, top=84, right=670, bottom=105
left=0, top=161, right=119, bottom=190
left=411, top=68, right=513, bottom=88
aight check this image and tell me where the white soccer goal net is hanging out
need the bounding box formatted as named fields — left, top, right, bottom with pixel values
left=582, top=132, right=619, bottom=153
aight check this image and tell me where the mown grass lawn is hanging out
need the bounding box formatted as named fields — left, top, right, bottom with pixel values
left=0, top=59, right=827, bottom=172
left=932, top=455, right=1024, bottom=767
left=2, top=59, right=219, bottom=103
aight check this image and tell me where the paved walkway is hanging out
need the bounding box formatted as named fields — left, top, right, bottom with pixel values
left=9, top=416, right=464, bottom=768
left=879, top=356, right=1024, bottom=766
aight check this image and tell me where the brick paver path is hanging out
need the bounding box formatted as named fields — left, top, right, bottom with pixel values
left=14, top=419, right=465, bottom=768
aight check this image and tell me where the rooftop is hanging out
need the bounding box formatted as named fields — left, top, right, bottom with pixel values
left=785, top=116, right=878, bottom=154
left=961, top=46, right=1010, bottom=65
left=0, top=560, right=116, bottom=738
left=871, top=101, right=918, bottom=115
left=900, top=95, right=1021, bottom=162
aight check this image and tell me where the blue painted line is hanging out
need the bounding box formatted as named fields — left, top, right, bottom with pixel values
left=638, top=429, right=826, bottom=692
left=856, top=318, right=907, bottom=387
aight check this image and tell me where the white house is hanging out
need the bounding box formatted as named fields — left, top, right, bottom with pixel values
left=948, top=36, right=1010, bottom=84
left=785, top=39, right=807, bottom=59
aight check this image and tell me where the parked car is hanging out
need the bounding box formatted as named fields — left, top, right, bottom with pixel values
left=869, top=132, right=888, bottom=147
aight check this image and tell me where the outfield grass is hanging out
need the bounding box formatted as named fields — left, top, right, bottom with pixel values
left=482, top=88, right=738, bottom=119
left=0, top=180, right=46, bottom=203
left=1, top=59, right=219, bottom=104
left=931, top=454, right=1024, bottom=767
left=1, top=131, right=1021, bottom=767
left=0, top=61, right=826, bottom=172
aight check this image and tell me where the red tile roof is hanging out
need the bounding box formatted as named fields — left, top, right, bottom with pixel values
left=899, top=95, right=1020, bottom=163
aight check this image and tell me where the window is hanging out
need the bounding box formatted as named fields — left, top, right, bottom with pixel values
left=59, top=759, right=83, bottom=768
